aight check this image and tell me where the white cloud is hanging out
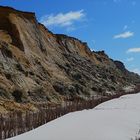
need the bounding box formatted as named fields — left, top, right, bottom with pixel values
left=132, top=68, right=140, bottom=75
left=126, top=57, right=134, bottom=62
left=113, top=31, right=134, bottom=39
left=40, top=10, right=85, bottom=28
left=127, top=48, right=140, bottom=53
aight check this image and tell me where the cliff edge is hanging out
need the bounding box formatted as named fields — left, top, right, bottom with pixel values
left=0, top=6, right=140, bottom=112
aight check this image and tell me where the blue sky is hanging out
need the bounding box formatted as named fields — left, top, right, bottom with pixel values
left=0, top=0, right=140, bottom=74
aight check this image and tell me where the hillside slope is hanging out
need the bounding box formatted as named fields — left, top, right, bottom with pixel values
left=0, top=6, right=140, bottom=112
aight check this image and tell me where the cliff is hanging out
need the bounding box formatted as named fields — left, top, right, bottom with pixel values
left=0, top=6, right=140, bottom=112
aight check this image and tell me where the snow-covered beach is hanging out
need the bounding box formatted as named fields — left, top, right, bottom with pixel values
left=9, top=93, right=140, bottom=140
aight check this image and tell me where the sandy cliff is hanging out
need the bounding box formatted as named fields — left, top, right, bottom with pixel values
left=0, top=6, right=140, bottom=112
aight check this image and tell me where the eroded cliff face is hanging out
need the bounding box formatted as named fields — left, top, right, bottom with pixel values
left=0, top=6, right=140, bottom=112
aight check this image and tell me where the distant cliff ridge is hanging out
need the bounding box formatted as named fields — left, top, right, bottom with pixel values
left=0, top=6, right=140, bottom=112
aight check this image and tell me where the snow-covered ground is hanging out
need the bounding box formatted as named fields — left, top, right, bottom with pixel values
left=9, top=93, right=140, bottom=140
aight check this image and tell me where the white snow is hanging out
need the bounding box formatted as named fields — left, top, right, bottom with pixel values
left=9, top=93, right=140, bottom=140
